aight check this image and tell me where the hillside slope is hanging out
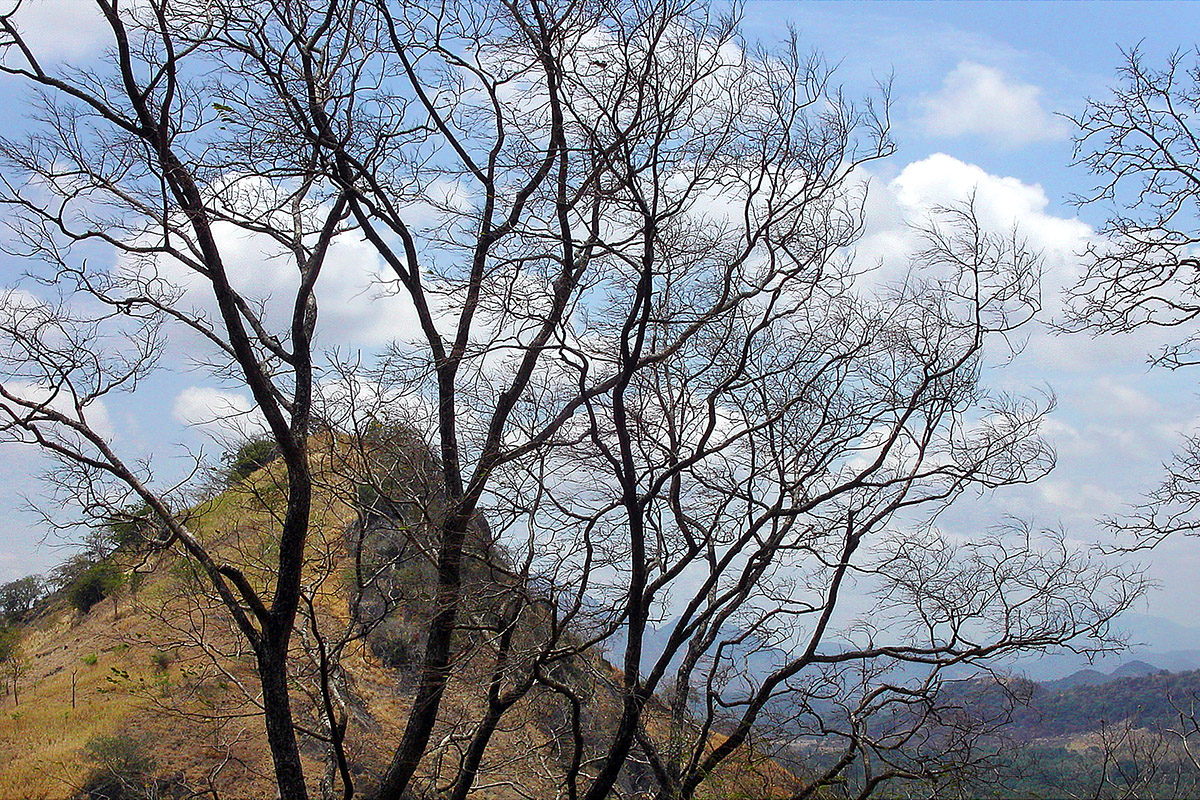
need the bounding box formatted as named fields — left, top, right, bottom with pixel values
left=0, top=449, right=797, bottom=799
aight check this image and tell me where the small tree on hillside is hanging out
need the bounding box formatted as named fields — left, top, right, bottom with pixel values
left=0, top=575, right=43, bottom=623
left=103, top=504, right=157, bottom=553
left=69, top=561, right=125, bottom=617
left=0, top=625, right=25, bottom=704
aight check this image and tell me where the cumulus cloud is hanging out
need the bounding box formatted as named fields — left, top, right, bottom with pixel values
left=842, top=154, right=1200, bottom=545
left=856, top=153, right=1092, bottom=302
left=172, top=386, right=266, bottom=440
left=918, top=62, right=1070, bottom=148
left=117, top=212, right=425, bottom=358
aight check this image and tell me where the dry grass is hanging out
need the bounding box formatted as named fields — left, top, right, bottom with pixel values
left=0, top=605, right=150, bottom=797
left=0, top=454, right=341, bottom=799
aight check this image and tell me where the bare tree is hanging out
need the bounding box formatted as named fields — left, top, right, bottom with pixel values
left=0, top=624, right=24, bottom=704
left=1065, top=47, right=1200, bottom=548
left=0, top=2, right=1144, bottom=800
left=0, top=1, right=351, bottom=794
left=1068, top=48, right=1200, bottom=369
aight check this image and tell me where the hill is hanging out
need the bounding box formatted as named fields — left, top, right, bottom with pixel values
left=1040, top=659, right=1163, bottom=692
left=0, top=443, right=797, bottom=799
left=912, top=668, right=1200, bottom=799
left=1015, top=668, right=1200, bottom=741
left=929, top=666, right=1200, bottom=744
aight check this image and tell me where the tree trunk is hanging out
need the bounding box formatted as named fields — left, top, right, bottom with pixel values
left=370, top=513, right=470, bottom=800
left=259, top=647, right=309, bottom=800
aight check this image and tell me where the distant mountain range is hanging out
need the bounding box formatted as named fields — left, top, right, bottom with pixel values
left=1004, top=612, right=1200, bottom=681
left=1038, top=659, right=1163, bottom=692
left=635, top=612, right=1200, bottom=686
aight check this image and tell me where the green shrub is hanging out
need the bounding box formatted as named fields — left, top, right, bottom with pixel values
left=50, top=553, right=96, bottom=593
left=149, top=650, right=173, bottom=672
left=224, top=437, right=278, bottom=484
left=80, top=734, right=155, bottom=800
left=355, top=482, right=381, bottom=513
left=104, top=504, right=156, bottom=552
left=0, top=626, right=18, bottom=659
left=69, top=562, right=124, bottom=613
left=81, top=653, right=98, bottom=666
left=368, top=617, right=423, bottom=672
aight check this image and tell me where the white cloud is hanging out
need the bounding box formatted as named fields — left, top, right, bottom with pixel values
left=889, top=154, right=1085, bottom=251
left=1092, top=376, right=1160, bottom=419
left=172, top=386, right=266, bottom=440
left=918, top=62, right=1070, bottom=148
left=855, top=154, right=1092, bottom=303
left=1037, top=479, right=1123, bottom=515
left=1, top=0, right=108, bottom=60
left=117, top=214, right=425, bottom=357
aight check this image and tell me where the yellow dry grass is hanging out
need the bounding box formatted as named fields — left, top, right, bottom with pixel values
left=0, top=610, right=145, bottom=798
left=0, top=450, right=353, bottom=799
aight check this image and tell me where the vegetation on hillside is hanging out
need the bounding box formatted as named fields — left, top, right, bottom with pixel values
left=0, top=438, right=809, bottom=799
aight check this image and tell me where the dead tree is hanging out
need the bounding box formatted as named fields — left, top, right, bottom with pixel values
left=0, top=2, right=358, bottom=796
left=0, top=2, right=1146, bottom=799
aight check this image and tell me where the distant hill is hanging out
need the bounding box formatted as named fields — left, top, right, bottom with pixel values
left=1027, top=669, right=1200, bottom=738
left=1040, top=659, right=1163, bottom=692
left=945, top=667, right=1200, bottom=742
left=995, top=613, right=1200, bottom=681
left=942, top=668, right=1200, bottom=800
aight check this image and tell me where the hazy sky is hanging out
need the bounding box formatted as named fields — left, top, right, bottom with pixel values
left=2, top=1, right=1200, bottom=627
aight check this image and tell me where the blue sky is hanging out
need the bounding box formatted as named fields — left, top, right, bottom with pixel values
left=2, top=1, right=1200, bottom=628
left=735, top=1, right=1200, bottom=626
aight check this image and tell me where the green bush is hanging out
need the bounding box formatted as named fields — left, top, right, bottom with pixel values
left=69, top=562, right=124, bottom=613
left=224, top=437, right=278, bottom=484
left=50, top=553, right=96, bottom=593
left=368, top=617, right=421, bottom=671
left=104, top=504, right=156, bottom=552
left=149, top=650, right=173, bottom=672
left=0, top=626, right=19, bottom=663
left=80, top=734, right=155, bottom=800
